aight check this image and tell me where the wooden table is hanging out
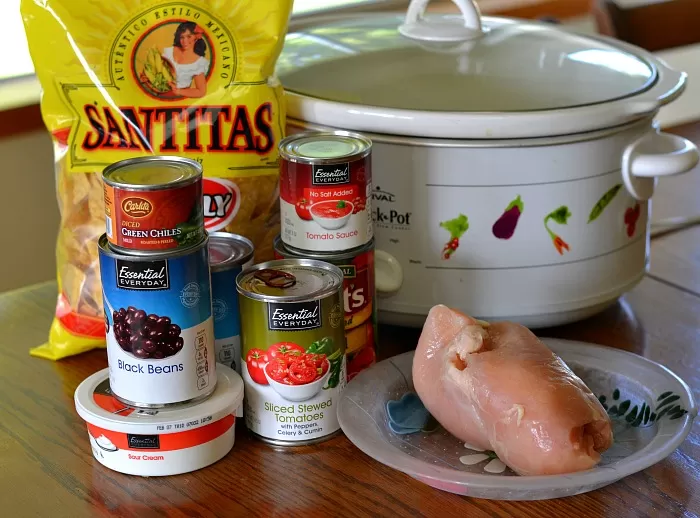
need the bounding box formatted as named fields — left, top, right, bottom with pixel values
left=2, top=126, right=699, bottom=518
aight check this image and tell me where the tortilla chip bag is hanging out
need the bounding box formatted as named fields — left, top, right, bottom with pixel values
left=21, top=0, right=292, bottom=359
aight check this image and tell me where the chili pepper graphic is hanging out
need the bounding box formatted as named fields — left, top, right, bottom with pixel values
left=492, top=195, right=524, bottom=240
left=588, top=184, right=622, bottom=223
left=544, top=205, right=572, bottom=255
left=624, top=203, right=641, bottom=237
left=439, top=214, right=469, bottom=260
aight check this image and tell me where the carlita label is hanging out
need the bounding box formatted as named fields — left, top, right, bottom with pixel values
left=121, top=197, right=153, bottom=218
left=268, top=301, right=322, bottom=331
left=312, top=163, right=350, bottom=185
left=116, top=259, right=170, bottom=290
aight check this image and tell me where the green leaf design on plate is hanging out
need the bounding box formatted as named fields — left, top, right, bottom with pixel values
left=657, top=394, right=680, bottom=409
left=618, top=400, right=631, bottom=415
left=597, top=389, right=687, bottom=427
left=588, top=184, right=622, bottom=223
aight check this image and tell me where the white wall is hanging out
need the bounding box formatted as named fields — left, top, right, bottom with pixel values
left=0, top=130, right=59, bottom=292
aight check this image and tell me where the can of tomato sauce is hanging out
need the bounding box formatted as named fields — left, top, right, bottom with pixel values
left=209, top=232, right=254, bottom=374
left=273, top=236, right=377, bottom=381
left=279, top=131, right=373, bottom=254
left=236, top=259, right=346, bottom=445
left=103, top=156, right=204, bottom=253
left=98, top=234, right=216, bottom=408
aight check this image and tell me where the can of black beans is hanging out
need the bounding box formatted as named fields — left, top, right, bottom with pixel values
left=98, top=234, right=217, bottom=408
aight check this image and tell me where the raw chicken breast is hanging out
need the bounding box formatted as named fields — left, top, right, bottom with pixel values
left=413, top=305, right=613, bottom=476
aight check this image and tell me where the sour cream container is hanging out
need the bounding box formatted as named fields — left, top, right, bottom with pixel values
left=74, top=364, right=244, bottom=477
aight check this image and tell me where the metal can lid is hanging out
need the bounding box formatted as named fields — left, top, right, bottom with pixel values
left=273, top=234, right=374, bottom=263
left=209, top=232, right=254, bottom=272
left=102, top=156, right=202, bottom=190
left=236, top=259, right=343, bottom=302
left=98, top=233, right=209, bottom=259
left=278, top=131, right=372, bottom=165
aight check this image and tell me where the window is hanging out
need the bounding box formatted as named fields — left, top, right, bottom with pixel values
left=2, top=0, right=401, bottom=82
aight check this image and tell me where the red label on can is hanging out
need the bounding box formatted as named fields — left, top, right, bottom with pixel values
left=279, top=156, right=372, bottom=252
left=104, top=181, right=204, bottom=251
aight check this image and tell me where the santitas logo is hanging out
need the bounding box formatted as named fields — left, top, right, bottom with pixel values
left=59, top=3, right=282, bottom=173
left=121, top=197, right=152, bottom=218
left=268, top=301, right=321, bottom=330
left=312, top=164, right=350, bottom=185
left=116, top=259, right=170, bottom=290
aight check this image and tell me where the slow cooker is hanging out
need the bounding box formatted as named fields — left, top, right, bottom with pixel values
left=276, top=0, right=699, bottom=327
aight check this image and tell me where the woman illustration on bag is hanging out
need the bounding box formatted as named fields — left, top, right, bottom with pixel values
left=162, top=22, right=210, bottom=98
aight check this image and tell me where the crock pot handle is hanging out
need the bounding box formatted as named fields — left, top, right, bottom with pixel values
left=622, top=131, right=699, bottom=201
left=375, top=250, right=403, bottom=296
left=399, top=0, right=484, bottom=43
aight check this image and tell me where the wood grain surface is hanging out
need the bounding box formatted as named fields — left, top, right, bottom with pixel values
left=2, top=122, right=700, bottom=516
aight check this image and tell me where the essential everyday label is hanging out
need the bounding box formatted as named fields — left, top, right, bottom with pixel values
left=100, top=241, right=216, bottom=406
left=268, top=301, right=321, bottom=330
left=280, top=154, right=372, bottom=252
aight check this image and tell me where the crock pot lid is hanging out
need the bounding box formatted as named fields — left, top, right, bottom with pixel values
left=278, top=15, right=656, bottom=113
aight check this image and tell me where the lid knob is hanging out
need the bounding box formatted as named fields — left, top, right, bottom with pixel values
left=399, top=0, right=484, bottom=43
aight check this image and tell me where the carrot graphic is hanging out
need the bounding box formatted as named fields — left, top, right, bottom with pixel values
left=544, top=206, right=571, bottom=255
left=440, top=214, right=469, bottom=260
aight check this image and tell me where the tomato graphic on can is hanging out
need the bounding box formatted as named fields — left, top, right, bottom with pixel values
left=279, top=131, right=373, bottom=253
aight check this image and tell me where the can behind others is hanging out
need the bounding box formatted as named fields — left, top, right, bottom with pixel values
left=273, top=236, right=377, bottom=381
left=237, top=259, right=346, bottom=445
left=99, top=234, right=216, bottom=407
left=279, top=131, right=373, bottom=254
left=102, top=156, right=204, bottom=253
left=209, top=232, right=254, bottom=373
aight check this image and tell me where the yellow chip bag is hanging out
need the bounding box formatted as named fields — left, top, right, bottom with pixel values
left=21, top=0, right=292, bottom=360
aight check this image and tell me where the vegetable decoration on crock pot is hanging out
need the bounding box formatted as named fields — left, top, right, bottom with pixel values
left=544, top=206, right=572, bottom=255
left=439, top=214, right=470, bottom=260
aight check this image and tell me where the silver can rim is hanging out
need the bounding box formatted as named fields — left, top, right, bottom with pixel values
left=102, top=156, right=203, bottom=191
left=278, top=130, right=372, bottom=165
left=236, top=258, right=344, bottom=303
left=209, top=231, right=255, bottom=272
left=99, top=233, right=209, bottom=260
left=273, top=234, right=374, bottom=262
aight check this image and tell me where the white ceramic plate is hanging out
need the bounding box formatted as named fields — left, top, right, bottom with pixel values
left=337, top=339, right=697, bottom=500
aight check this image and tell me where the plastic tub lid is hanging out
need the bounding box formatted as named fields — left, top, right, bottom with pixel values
left=75, top=364, right=244, bottom=435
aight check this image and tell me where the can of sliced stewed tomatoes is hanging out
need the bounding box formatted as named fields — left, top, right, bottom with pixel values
left=236, top=259, right=346, bottom=446
left=279, top=131, right=372, bottom=254
left=103, top=156, right=204, bottom=253
left=273, top=236, right=377, bottom=381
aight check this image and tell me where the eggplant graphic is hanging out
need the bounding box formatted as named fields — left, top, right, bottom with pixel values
left=492, top=195, right=524, bottom=240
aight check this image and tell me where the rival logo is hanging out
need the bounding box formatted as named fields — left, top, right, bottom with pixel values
left=203, top=177, right=241, bottom=232
left=121, top=197, right=152, bottom=218
left=371, top=186, right=396, bottom=203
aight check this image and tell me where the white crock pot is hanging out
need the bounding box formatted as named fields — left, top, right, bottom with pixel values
left=277, top=0, right=699, bottom=328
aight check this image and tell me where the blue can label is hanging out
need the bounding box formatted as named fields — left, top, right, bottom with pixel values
left=100, top=239, right=217, bottom=406
left=211, top=259, right=252, bottom=375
